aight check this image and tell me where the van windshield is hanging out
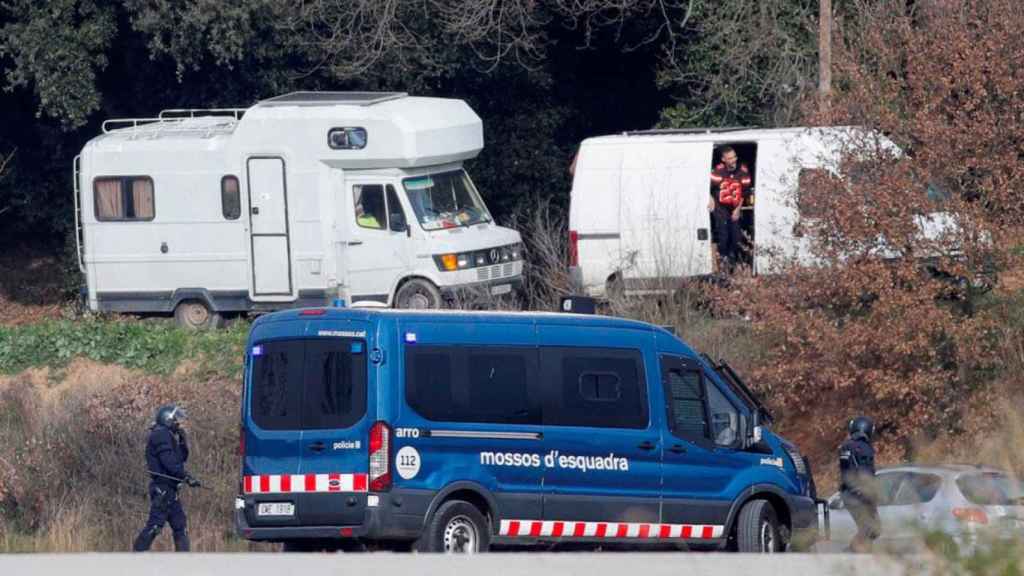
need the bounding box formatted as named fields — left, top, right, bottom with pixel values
left=402, top=169, right=492, bottom=230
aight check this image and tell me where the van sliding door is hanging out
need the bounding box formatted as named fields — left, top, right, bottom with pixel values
left=247, top=157, right=293, bottom=297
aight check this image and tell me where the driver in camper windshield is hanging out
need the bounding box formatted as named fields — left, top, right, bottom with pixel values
left=403, top=170, right=492, bottom=230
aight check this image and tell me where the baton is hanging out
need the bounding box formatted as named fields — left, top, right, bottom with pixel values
left=147, top=470, right=211, bottom=490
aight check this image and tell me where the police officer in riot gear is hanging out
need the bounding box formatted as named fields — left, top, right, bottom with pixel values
left=133, top=404, right=201, bottom=552
left=838, top=416, right=880, bottom=553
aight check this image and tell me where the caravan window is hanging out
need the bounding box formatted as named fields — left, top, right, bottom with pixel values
left=94, top=177, right=155, bottom=221
left=353, top=184, right=387, bottom=230
left=221, top=176, right=241, bottom=220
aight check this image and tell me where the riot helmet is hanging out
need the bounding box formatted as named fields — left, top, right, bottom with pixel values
left=155, top=404, right=188, bottom=430
left=848, top=415, right=874, bottom=441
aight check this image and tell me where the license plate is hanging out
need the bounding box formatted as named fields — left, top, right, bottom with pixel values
left=491, top=284, right=512, bottom=296
left=257, top=502, right=294, bottom=517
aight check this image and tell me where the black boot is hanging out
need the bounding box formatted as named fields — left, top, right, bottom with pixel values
left=133, top=526, right=161, bottom=552
left=173, top=531, right=191, bottom=552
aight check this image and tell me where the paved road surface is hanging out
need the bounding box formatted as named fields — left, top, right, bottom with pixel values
left=0, top=552, right=928, bottom=576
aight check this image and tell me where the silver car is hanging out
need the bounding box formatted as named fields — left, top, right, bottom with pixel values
left=823, top=464, right=1024, bottom=552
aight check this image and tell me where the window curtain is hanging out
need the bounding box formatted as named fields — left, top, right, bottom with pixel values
left=95, top=179, right=124, bottom=219
left=132, top=178, right=154, bottom=219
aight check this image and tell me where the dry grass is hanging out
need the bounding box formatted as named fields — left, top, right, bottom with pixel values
left=0, top=359, right=270, bottom=552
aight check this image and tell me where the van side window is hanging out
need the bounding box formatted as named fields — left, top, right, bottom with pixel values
left=353, top=184, right=387, bottom=230
left=221, top=175, right=241, bottom=220
left=706, top=382, right=739, bottom=447
left=94, top=176, right=155, bottom=221
left=665, top=369, right=707, bottom=439
left=405, top=346, right=539, bottom=425
left=386, top=185, right=406, bottom=230
left=579, top=373, right=621, bottom=402
left=540, top=348, right=647, bottom=429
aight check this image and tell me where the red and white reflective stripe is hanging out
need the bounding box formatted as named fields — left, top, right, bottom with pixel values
left=499, top=520, right=724, bottom=540
left=243, top=473, right=369, bottom=494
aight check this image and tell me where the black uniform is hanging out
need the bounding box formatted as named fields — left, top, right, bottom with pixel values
left=838, top=433, right=880, bottom=552
left=133, top=424, right=191, bottom=552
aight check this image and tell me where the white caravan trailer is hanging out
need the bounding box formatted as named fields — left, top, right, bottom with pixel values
left=568, top=126, right=906, bottom=298
left=73, top=92, right=524, bottom=327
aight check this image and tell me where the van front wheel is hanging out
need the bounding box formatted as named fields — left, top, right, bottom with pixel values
left=736, top=499, right=784, bottom=553
left=395, top=279, right=442, bottom=310
left=416, top=500, right=490, bottom=553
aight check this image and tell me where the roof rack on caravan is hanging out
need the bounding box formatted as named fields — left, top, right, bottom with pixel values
left=158, top=108, right=248, bottom=120
left=100, top=116, right=239, bottom=138
left=622, top=127, right=758, bottom=136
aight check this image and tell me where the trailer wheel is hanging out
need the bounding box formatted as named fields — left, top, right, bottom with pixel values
left=394, top=279, right=442, bottom=310
left=174, top=300, right=224, bottom=330
left=415, top=500, right=490, bottom=553
left=736, top=499, right=784, bottom=553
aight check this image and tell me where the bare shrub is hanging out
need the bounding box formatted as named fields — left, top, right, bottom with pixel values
left=0, top=360, right=260, bottom=552
left=505, top=198, right=573, bottom=312
left=715, top=0, right=1024, bottom=466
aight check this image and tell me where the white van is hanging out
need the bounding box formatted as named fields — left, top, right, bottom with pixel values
left=73, top=92, right=524, bottom=327
left=568, top=126, right=916, bottom=298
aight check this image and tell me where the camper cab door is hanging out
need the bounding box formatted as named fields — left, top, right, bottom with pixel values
left=338, top=173, right=411, bottom=304
left=619, top=141, right=714, bottom=285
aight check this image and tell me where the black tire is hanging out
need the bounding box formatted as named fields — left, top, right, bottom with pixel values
left=173, top=299, right=224, bottom=330
left=736, top=499, right=785, bottom=553
left=415, top=500, right=490, bottom=554
left=394, top=279, right=442, bottom=310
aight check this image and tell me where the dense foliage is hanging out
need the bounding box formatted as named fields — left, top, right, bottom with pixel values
left=0, top=0, right=825, bottom=243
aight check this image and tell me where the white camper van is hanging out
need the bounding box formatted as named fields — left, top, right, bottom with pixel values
left=73, top=92, right=524, bottom=327
left=568, top=126, right=895, bottom=298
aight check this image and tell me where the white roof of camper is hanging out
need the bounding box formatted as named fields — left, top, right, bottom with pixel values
left=88, top=92, right=484, bottom=169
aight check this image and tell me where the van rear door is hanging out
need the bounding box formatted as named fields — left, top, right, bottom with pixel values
left=243, top=328, right=371, bottom=528
left=297, top=334, right=372, bottom=526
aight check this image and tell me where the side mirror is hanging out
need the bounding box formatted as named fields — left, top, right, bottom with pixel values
left=743, top=423, right=772, bottom=453
left=389, top=212, right=409, bottom=234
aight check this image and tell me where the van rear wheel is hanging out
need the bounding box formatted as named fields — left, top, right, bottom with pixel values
left=416, top=500, right=490, bottom=553
left=174, top=299, right=224, bottom=330
left=395, top=279, right=442, bottom=310
left=736, top=499, right=784, bottom=553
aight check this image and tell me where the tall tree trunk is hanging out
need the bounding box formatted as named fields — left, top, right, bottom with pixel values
left=819, top=0, right=832, bottom=113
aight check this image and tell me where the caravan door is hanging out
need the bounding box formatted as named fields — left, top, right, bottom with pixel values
left=247, top=157, right=294, bottom=298
left=619, top=141, right=714, bottom=286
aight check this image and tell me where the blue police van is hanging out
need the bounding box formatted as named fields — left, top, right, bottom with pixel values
left=234, top=307, right=818, bottom=553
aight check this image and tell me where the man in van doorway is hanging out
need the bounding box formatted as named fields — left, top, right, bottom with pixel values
left=708, top=146, right=751, bottom=273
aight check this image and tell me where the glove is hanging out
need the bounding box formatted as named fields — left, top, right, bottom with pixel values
left=185, top=475, right=202, bottom=488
